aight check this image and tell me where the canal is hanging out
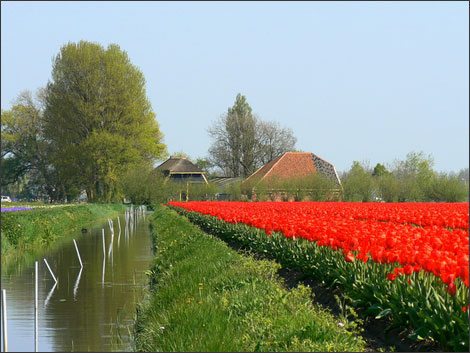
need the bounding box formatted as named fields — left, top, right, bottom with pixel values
left=1, top=210, right=153, bottom=352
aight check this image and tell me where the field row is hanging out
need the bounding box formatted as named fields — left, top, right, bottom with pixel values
left=170, top=201, right=469, bottom=229
left=168, top=201, right=469, bottom=290
left=134, top=206, right=367, bottom=352
left=168, top=202, right=469, bottom=351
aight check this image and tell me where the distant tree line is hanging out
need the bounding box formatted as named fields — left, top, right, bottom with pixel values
left=341, top=152, right=468, bottom=202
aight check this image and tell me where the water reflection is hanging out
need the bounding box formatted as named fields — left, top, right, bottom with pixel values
left=1, top=211, right=153, bottom=352
left=44, top=281, right=58, bottom=308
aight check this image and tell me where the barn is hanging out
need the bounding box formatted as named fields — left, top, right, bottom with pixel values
left=242, top=151, right=342, bottom=200
left=155, top=157, right=208, bottom=184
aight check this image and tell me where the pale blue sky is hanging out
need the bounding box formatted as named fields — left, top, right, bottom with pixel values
left=1, top=1, right=468, bottom=172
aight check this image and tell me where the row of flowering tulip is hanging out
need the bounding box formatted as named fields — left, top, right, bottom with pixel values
left=168, top=202, right=469, bottom=289
left=168, top=201, right=469, bottom=351
left=326, top=202, right=468, bottom=229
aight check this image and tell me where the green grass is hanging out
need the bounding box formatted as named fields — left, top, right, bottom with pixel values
left=133, top=206, right=366, bottom=352
left=1, top=203, right=126, bottom=274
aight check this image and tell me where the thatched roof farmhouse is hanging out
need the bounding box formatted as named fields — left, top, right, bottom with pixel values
left=155, top=157, right=208, bottom=184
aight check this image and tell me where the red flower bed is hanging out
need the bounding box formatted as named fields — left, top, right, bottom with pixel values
left=169, top=201, right=469, bottom=288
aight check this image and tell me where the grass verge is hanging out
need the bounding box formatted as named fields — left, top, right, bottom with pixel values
left=1, top=203, right=126, bottom=274
left=133, top=206, right=366, bottom=352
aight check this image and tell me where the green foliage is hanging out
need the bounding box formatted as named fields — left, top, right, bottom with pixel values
left=0, top=90, right=58, bottom=199
left=342, top=153, right=468, bottom=202
left=186, top=182, right=218, bottom=201
left=225, top=180, right=243, bottom=201
left=134, top=206, right=366, bottom=352
left=173, top=207, right=469, bottom=352
left=342, top=161, right=374, bottom=202
left=170, top=151, right=191, bottom=159
left=43, top=41, right=167, bottom=202
left=1, top=203, right=125, bottom=274
left=0, top=156, right=26, bottom=187
left=251, top=174, right=340, bottom=201
left=194, top=157, right=215, bottom=177
left=208, top=93, right=296, bottom=178
left=375, top=173, right=400, bottom=202
left=372, top=163, right=390, bottom=177
left=120, top=163, right=219, bottom=204
left=426, top=173, right=468, bottom=202
left=208, top=94, right=257, bottom=177
left=393, top=152, right=435, bottom=202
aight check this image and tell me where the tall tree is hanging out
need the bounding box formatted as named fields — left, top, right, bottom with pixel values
left=208, top=94, right=296, bottom=177
left=0, top=90, right=58, bottom=199
left=257, top=120, right=297, bottom=165
left=43, top=41, right=167, bottom=202
left=208, top=94, right=256, bottom=177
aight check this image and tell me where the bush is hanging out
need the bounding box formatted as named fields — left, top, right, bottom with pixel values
left=245, top=174, right=340, bottom=202
left=426, top=173, right=468, bottom=202
left=342, top=162, right=374, bottom=202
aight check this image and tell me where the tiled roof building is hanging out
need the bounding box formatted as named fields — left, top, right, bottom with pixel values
left=244, top=151, right=342, bottom=187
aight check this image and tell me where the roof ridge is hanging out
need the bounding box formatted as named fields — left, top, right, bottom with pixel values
left=260, top=152, right=287, bottom=182
left=312, top=152, right=330, bottom=164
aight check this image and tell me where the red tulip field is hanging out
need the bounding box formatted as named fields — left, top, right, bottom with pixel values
left=168, top=201, right=469, bottom=351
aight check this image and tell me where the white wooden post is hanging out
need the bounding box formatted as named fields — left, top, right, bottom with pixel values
left=34, top=261, right=38, bottom=352
left=2, top=289, right=8, bottom=352
left=72, top=239, right=83, bottom=268
left=102, top=228, right=106, bottom=287
left=43, top=259, right=58, bottom=283
left=102, top=229, right=105, bottom=258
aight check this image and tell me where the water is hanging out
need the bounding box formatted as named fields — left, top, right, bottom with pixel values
left=1, top=211, right=153, bottom=352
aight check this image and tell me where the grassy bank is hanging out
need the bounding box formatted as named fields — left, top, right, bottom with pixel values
left=133, top=206, right=366, bottom=352
left=1, top=203, right=126, bottom=273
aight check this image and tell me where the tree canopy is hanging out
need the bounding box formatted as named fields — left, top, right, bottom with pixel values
left=0, top=90, right=58, bottom=198
left=43, top=41, right=167, bottom=202
left=208, top=94, right=296, bottom=177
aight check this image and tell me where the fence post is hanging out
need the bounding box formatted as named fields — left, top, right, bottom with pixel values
left=72, top=239, right=83, bottom=268
left=43, top=259, right=58, bottom=283
left=102, top=229, right=105, bottom=258
left=102, top=229, right=106, bottom=287
left=2, top=289, right=7, bottom=352
left=34, top=261, right=38, bottom=352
